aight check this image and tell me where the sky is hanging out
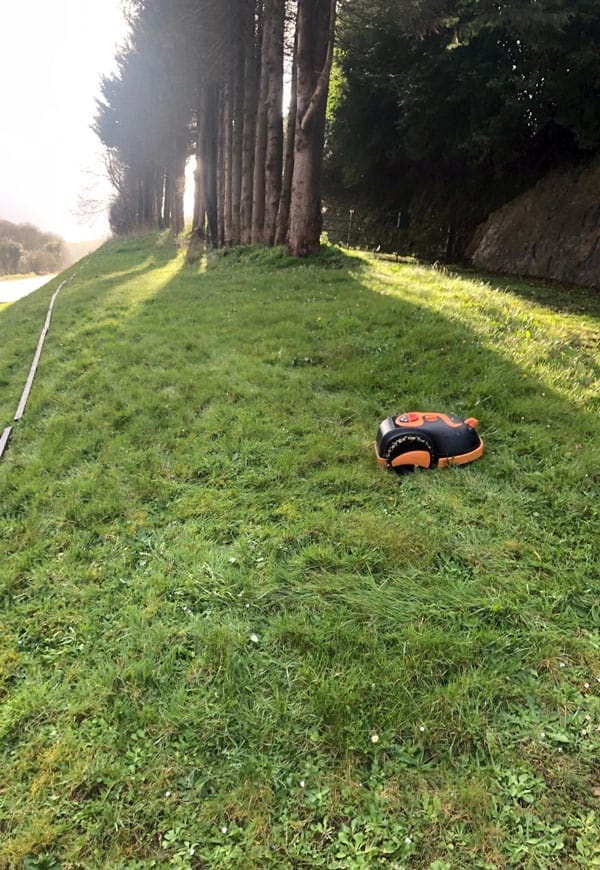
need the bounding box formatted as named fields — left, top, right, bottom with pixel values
left=0, top=1, right=129, bottom=241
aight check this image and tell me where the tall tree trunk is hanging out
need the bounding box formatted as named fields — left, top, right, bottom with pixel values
left=251, top=4, right=270, bottom=243
left=217, top=87, right=226, bottom=247
left=136, top=176, right=143, bottom=228
left=192, top=154, right=205, bottom=239
left=192, top=106, right=207, bottom=240
left=276, top=26, right=298, bottom=245
left=240, top=0, right=260, bottom=244
left=204, top=83, right=220, bottom=247
left=263, top=0, right=285, bottom=245
left=230, top=25, right=246, bottom=246
left=287, top=0, right=336, bottom=257
left=157, top=167, right=165, bottom=228
left=193, top=84, right=219, bottom=246
left=143, top=168, right=156, bottom=227
left=222, top=77, right=234, bottom=246
left=163, top=166, right=172, bottom=228
left=172, top=144, right=187, bottom=235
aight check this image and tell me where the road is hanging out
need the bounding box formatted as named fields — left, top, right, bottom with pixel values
left=0, top=274, right=58, bottom=303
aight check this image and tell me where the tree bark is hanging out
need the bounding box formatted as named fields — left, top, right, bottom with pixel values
left=195, top=82, right=220, bottom=247
left=192, top=108, right=207, bottom=240
left=230, top=23, right=246, bottom=246
left=216, top=86, right=225, bottom=246
left=192, top=156, right=205, bottom=238
left=287, top=0, right=337, bottom=257
left=222, top=76, right=234, bottom=246
left=172, top=144, right=187, bottom=235
left=276, top=25, right=298, bottom=245
left=263, top=0, right=285, bottom=245
left=251, top=3, right=270, bottom=243
left=240, top=0, right=260, bottom=244
left=163, top=165, right=172, bottom=228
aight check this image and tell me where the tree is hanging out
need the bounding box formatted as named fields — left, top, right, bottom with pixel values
left=275, top=25, right=298, bottom=245
left=287, top=0, right=337, bottom=256
left=263, top=0, right=286, bottom=244
left=0, top=239, right=24, bottom=275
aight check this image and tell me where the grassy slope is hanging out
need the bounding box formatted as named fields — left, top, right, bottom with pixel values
left=0, top=235, right=598, bottom=868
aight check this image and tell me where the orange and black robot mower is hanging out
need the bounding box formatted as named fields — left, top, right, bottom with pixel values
left=375, top=412, right=484, bottom=474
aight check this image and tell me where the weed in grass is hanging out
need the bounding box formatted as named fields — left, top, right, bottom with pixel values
left=0, top=235, right=598, bottom=866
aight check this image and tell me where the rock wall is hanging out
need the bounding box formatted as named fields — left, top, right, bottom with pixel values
left=470, top=160, right=600, bottom=289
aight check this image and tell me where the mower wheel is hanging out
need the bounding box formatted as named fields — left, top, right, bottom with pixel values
left=386, top=434, right=437, bottom=474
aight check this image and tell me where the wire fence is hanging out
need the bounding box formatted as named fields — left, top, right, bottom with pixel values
left=322, top=204, right=415, bottom=255
left=321, top=203, right=463, bottom=263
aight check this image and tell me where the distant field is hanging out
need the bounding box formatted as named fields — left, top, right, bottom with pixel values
left=0, top=235, right=598, bottom=867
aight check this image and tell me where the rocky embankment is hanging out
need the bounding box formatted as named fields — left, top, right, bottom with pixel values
left=470, top=160, right=600, bottom=289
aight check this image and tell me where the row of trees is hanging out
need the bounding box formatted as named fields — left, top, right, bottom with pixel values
left=326, top=0, right=600, bottom=258
left=0, top=220, right=64, bottom=276
left=96, top=0, right=598, bottom=260
left=95, top=0, right=337, bottom=256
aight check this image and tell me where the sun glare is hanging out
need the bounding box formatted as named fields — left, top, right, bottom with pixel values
left=0, top=1, right=129, bottom=241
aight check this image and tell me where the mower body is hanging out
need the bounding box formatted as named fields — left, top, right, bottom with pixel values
left=375, top=412, right=484, bottom=472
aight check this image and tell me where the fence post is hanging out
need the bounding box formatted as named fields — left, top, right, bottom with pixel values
left=346, top=209, right=355, bottom=247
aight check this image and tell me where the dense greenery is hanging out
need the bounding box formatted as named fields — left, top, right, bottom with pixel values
left=0, top=219, right=64, bottom=276
left=326, top=0, right=600, bottom=257
left=1, top=235, right=598, bottom=865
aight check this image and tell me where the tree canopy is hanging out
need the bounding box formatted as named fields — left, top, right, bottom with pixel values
left=326, top=0, right=600, bottom=257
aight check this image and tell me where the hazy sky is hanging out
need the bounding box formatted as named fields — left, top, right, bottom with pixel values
left=0, top=1, right=129, bottom=241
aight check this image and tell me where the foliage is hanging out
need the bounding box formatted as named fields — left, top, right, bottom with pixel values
left=327, top=0, right=600, bottom=258
left=0, top=235, right=599, bottom=866
left=0, top=220, right=64, bottom=276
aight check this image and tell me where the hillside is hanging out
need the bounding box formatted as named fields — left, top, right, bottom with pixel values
left=470, top=160, right=600, bottom=290
left=0, top=235, right=599, bottom=867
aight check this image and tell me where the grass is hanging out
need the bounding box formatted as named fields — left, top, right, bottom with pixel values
left=0, top=233, right=599, bottom=868
left=0, top=274, right=39, bottom=281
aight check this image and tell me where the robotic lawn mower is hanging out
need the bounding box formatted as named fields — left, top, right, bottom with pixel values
left=375, top=412, right=484, bottom=474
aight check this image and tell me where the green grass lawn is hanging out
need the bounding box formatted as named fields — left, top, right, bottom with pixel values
left=1, top=234, right=599, bottom=868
